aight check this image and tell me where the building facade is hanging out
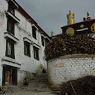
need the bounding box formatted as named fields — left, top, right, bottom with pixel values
left=0, top=0, right=50, bottom=86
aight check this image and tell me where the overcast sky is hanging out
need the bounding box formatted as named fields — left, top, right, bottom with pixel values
left=16, top=0, right=95, bottom=36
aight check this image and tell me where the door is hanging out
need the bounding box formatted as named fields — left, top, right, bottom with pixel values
left=2, top=65, right=17, bottom=85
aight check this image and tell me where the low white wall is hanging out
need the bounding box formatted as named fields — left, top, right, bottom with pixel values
left=48, top=54, right=95, bottom=86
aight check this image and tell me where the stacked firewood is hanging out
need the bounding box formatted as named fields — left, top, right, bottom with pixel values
left=45, top=34, right=95, bottom=61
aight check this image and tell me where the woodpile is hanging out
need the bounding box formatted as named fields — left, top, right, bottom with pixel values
left=45, top=34, right=95, bottom=61
left=59, top=76, right=95, bottom=95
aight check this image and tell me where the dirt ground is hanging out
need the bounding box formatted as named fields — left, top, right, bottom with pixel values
left=7, top=91, right=56, bottom=95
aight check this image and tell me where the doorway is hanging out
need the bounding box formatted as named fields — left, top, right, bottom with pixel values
left=2, top=65, right=17, bottom=85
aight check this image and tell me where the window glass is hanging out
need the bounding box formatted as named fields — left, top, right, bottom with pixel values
left=6, top=39, right=15, bottom=59
left=32, top=26, right=36, bottom=39
left=7, top=18, right=15, bottom=35
left=41, top=36, right=45, bottom=46
left=33, top=46, right=39, bottom=60
left=24, top=41, right=31, bottom=57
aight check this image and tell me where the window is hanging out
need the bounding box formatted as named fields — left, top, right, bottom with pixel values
left=33, top=46, right=39, bottom=60
left=24, top=41, right=31, bottom=57
left=41, top=36, right=45, bottom=46
left=8, top=1, right=15, bottom=15
left=6, top=39, right=15, bottom=59
left=32, top=26, right=36, bottom=39
left=7, top=17, right=15, bottom=35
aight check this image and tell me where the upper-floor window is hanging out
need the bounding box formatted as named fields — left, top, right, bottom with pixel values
left=33, top=46, right=39, bottom=60
left=7, top=17, right=15, bottom=35
left=41, top=36, right=45, bottom=46
left=8, top=1, right=15, bottom=15
left=6, top=38, right=15, bottom=59
left=24, top=41, right=31, bottom=57
left=32, top=26, right=37, bottom=39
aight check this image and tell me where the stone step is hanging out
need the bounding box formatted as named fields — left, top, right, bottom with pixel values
left=30, top=73, right=48, bottom=83
left=8, top=73, right=49, bottom=93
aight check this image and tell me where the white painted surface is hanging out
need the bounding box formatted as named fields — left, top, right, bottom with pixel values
left=48, top=55, right=95, bottom=85
left=0, top=65, right=3, bottom=86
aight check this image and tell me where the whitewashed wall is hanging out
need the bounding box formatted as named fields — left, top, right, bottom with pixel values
left=48, top=54, right=95, bottom=86
left=0, top=65, right=3, bottom=85
left=15, top=9, right=47, bottom=82
left=15, top=10, right=46, bottom=72
left=0, top=0, right=8, bottom=58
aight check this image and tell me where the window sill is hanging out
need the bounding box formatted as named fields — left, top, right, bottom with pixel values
left=33, top=42, right=41, bottom=49
left=6, top=12, right=20, bottom=23
left=34, top=58, right=39, bottom=61
left=23, top=37, right=32, bottom=44
left=2, top=56, right=21, bottom=66
left=4, top=32, right=19, bottom=43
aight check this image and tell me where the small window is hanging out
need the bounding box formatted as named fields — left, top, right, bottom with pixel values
left=33, top=46, right=39, bottom=60
left=32, top=26, right=36, bottom=39
left=6, top=39, right=15, bottom=59
left=7, top=17, right=15, bottom=35
left=24, top=41, right=31, bottom=57
left=41, top=36, right=45, bottom=46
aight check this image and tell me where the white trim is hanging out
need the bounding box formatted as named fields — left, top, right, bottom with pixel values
left=41, top=34, right=46, bottom=38
left=2, top=56, right=21, bottom=68
left=41, top=33, right=50, bottom=41
left=41, top=34, right=50, bottom=42
left=45, top=36, right=50, bottom=41
left=31, top=24, right=38, bottom=31
left=4, top=32, right=19, bottom=43
left=33, top=43, right=41, bottom=49
left=76, top=28, right=88, bottom=32
left=23, top=37, right=32, bottom=44
left=6, top=12, right=20, bottom=23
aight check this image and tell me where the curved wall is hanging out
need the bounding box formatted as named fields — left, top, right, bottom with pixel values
left=48, top=54, right=95, bottom=86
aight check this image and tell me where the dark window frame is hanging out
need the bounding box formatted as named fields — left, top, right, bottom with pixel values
left=8, top=1, right=15, bottom=15
left=33, top=46, right=39, bottom=60
left=24, top=41, right=31, bottom=57
left=5, top=38, right=15, bottom=59
left=41, top=36, right=45, bottom=46
left=7, top=17, right=15, bottom=35
left=32, top=26, right=37, bottom=39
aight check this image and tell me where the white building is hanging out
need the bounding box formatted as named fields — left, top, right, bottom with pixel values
left=0, top=0, right=50, bottom=86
